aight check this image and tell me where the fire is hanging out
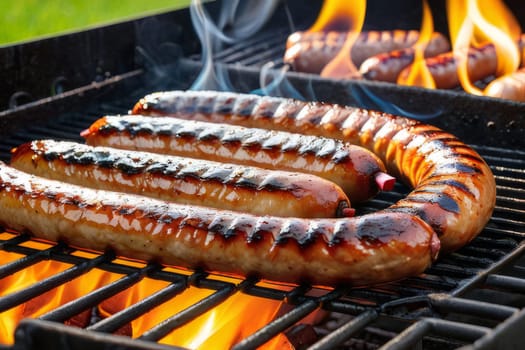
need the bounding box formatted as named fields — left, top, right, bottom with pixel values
left=447, top=0, right=521, bottom=95
left=309, top=0, right=366, bottom=78
left=0, top=231, right=295, bottom=349
left=397, top=0, right=436, bottom=88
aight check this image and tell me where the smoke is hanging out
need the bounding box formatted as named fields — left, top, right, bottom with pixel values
left=349, top=84, right=443, bottom=120
left=189, top=0, right=281, bottom=91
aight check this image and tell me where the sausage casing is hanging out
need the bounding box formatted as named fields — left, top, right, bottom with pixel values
left=398, top=43, right=497, bottom=89
left=10, top=140, right=352, bottom=218
left=132, top=90, right=497, bottom=252
left=284, top=30, right=449, bottom=74
left=0, top=162, right=438, bottom=286
left=399, top=36, right=525, bottom=89
left=484, top=68, right=525, bottom=102
left=81, top=116, right=387, bottom=203
left=359, top=39, right=451, bottom=82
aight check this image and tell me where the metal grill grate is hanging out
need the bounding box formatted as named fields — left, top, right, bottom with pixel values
left=0, top=0, right=524, bottom=347
left=0, top=83, right=524, bottom=349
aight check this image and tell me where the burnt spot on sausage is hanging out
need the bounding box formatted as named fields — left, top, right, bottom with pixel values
left=233, top=95, right=259, bottom=116
left=407, top=193, right=460, bottom=214
left=422, top=179, right=475, bottom=197
left=214, top=96, right=236, bottom=114
left=116, top=205, right=139, bottom=216
left=303, top=221, right=332, bottom=246
left=274, top=219, right=307, bottom=245
left=253, top=98, right=282, bottom=118
left=355, top=216, right=404, bottom=246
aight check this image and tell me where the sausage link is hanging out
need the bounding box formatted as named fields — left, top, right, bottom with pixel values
left=132, top=90, right=497, bottom=252
left=484, top=68, right=525, bottom=102
left=10, top=140, right=352, bottom=218
left=398, top=43, right=498, bottom=89
left=284, top=30, right=449, bottom=74
left=0, top=162, right=438, bottom=286
left=359, top=38, right=451, bottom=82
left=81, top=116, right=387, bottom=203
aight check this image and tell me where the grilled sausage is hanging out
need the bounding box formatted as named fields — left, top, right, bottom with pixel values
left=81, top=116, right=390, bottom=203
left=397, top=43, right=498, bottom=89
left=399, top=35, right=525, bottom=89
left=284, top=30, right=449, bottom=74
left=359, top=39, right=451, bottom=82
left=0, top=161, right=438, bottom=286
left=132, top=90, right=497, bottom=252
left=484, top=68, right=525, bottom=102
left=10, top=140, right=353, bottom=218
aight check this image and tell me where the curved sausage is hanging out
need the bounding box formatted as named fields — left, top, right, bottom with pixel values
left=284, top=30, right=449, bottom=74
left=10, top=140, right=352, bottom=218
left=484, top=68, right=525, bottom=102
left=81, top=116, right=389, bottom=203
left=132, top=90, right=497, bottom=253
left=0, top=161, right=438, bottom=286
left=359, top=37, right=451, bottom=82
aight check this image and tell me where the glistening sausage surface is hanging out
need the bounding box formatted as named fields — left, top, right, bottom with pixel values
left=10, top=140, right=352, bottom=218
left=0, top=162, right=438, bottom=286
left=399, top=36, right=525, bottom=89
left=132, top=90, right=497, bottom=252
left=484, top=68, right=525, bottom=102
left=398, top=43, right=497, bottom=89
left=82, top=116, right=388, bottom=203
left=359, top=38, right=451, bottom=82
left=284, top=30, right=449, bottom=74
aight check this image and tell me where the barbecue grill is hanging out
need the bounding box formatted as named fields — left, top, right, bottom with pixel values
left=1, top=1, right=524, bottom=349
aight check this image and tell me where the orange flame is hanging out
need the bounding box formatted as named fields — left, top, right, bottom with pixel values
left=447, top=0, right=521, bottom=95
left=0, top=232, right=295, bottom=349
left=309, top=0, right=366, bottom=78
left=397, top=0, right=436, bottom=88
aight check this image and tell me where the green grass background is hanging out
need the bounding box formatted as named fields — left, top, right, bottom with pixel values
left=0, top=0, right=190, bottom=45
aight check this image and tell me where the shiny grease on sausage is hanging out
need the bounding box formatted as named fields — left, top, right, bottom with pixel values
left=132, top=90, right=497, bottom=253
left=0, top=161, right=438, bottom=286
left=359, top=37, right=451, bottom=82
left=81, top=116, right=389, bottom=203
left=10, top=140, right=352, bottom=218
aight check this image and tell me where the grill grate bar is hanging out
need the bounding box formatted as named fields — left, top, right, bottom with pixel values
left=429, top=294, right=518, bottom=320
left=138, top=283, right=236, bottom=342
left=0, top=252, right=112, bottom=312
left=87, top=281, right=188, bottom=334
left=0, top=232, right=30, bottom=248
left=39, top=263, right=159, bottom=323
left=484, top=155, right=525, bottom=167
left=232, top=299, right=319, bottom=350
left=0, top=243, right=66, bottom=280
left=494, top=175, right=525, bottom=186
left=307, top=310, right=379, bottom=350
left=381, top=318, right=491, bottom=350
left=484, top=274, right=525, bottom=294
left=452, top=243, right=525, bottom=297
left=211, top=30, right=288, bottom=62
left=239, top=283, right=289, bottom=301
left=14, top=318, right=184, bottom=350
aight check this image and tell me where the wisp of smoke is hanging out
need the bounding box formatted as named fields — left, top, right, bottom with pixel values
left=190, top=0, right=280, bottom=91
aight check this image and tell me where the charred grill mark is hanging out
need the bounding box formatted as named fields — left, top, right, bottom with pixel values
left=275, top=219, right=306, bottom=245
left=101, top=116, right=354, bottom=165
left=422, top=179, right=474, bottom=197
left=433, top=162, right=482, bottom=175
left=407, top=192, right=460, bottom=214
left=23, top=140, right=323, bottom=193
